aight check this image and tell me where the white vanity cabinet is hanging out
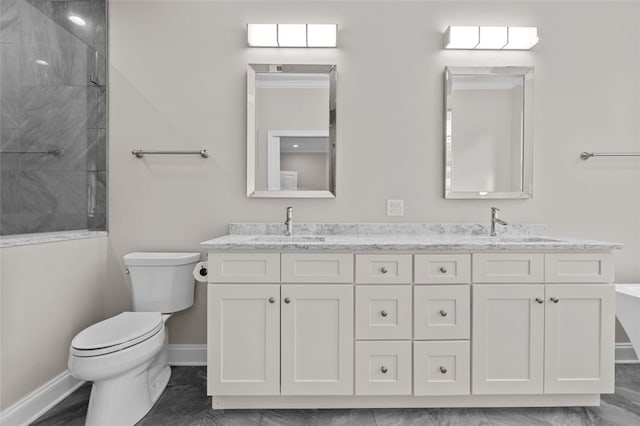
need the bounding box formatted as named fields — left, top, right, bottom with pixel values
left=472, top=254, right=615, bottom=396
left=207, top=254, right=354, bottom=398
left=206, top=249, right=616, bottom=410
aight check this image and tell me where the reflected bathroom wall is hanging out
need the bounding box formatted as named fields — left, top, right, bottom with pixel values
left=0, top=0, right=107, bottom=235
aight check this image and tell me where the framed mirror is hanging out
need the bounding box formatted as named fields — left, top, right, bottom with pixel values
left=247, top=64, right=337, bottom=198
left=444, top=66, right=534, bottom=199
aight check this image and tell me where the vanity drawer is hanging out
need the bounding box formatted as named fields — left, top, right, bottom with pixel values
left=413, top=341, right=470, bottom=396
left=472, top=253, right=544, bottom=283
left=355, top=341, right=412, bottom=396
left=355, top=254, right=412, bottom=284
left=414, top=285, right=470, bottom=340
left=414, top=254, right=471, bottom=284
left=281, top=253, right=354, bottom=283
left=356, top=285, right=412, bottom=340
left=208, top=253, right=280, bottom=283
left=545, top=253, right=614, bottom=283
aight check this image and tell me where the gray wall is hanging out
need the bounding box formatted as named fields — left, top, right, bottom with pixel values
left=0, top=0, right=107, bottom=235
left=109, top=0, right=640, bottom=346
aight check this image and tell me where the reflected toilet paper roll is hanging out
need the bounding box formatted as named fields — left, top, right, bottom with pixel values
left=193, top=261, right=208, bottom=282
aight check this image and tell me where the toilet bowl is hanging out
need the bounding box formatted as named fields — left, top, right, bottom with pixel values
left=68, top=252, right=199, bottom=426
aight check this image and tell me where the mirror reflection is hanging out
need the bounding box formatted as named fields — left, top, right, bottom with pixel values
left=247, top=64, right=337, bottom=198
left=444, top=66, right=534, bottom=199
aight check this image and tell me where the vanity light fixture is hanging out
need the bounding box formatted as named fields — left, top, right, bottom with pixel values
left=247, top=24, right=337, bottom=47
left=443, top=26, right=538, bottom=50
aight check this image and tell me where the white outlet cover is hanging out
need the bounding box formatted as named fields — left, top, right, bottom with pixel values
left=387, top=199, right=404, bottom=216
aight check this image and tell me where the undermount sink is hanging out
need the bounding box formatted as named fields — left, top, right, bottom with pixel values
left=248, top=235, right=327, bottom=243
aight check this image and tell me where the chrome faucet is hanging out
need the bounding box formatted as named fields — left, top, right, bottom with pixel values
left=490, top=207, right=508, bottom=236
left=284, top=206, right=293, bottom=236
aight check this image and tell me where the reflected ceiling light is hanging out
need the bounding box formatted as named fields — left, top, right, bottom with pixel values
left=292, top=144, right=299, bottom=148
left=443, top=26, right=538, bottom=50
left=247, top=24, right=337, bottom=47
left=68, top=15, right=86, bottom=26
left=35, top=59, right=49, bottom=66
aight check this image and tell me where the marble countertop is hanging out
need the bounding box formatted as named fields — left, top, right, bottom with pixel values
left=201, top=223, right=622, bottom=251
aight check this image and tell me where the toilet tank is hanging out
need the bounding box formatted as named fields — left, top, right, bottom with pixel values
left=123, top=252, right=200, bottom=313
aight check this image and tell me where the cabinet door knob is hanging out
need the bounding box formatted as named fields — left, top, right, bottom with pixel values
left=439, top=266, right=447, bottom=274
left=440, top=366, right=447, bottom=374
left=380, top=310, right=388, bottom=317
left=268, top=297, right=276, bottom=304
left=439, top=310, right=448, bottom=317
left=284, top=297, right=291, bottom=304
left=380, top=366, right=388, bottom=374
left=535, top=297, right=544, bottom=304
left=380, top=267, right=388, bottom=274
left=550, top=297, right=559, bottom=304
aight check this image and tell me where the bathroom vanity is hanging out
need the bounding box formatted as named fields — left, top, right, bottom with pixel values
left=201, top=224, right=621, bottom=409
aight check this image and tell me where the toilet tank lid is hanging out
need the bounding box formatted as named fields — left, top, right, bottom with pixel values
left=123, top=252, right=200, bottom=266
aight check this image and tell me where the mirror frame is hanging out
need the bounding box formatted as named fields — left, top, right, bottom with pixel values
left=444, top=66, right=534, bottom=199
left=247, top=63, right=337, bottom=198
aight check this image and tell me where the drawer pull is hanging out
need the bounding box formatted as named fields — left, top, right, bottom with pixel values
left=380, top=310, right=388, bottom=317
left=439, top=310, right=448, bottom=317
left=439, top=266, right=448, bottom=274
left=380, top=267, right=388, bottom=274
left=268, top=297, right=276, bottom=304
left=440, top=366, right=447, bottom=374
left=535, top=297, right=544, bottom=304
left=380, top=366, right=388, bottom=374
left=284, top=297, right=291, bottom=304
left=550, top=297, right=559, bottom=304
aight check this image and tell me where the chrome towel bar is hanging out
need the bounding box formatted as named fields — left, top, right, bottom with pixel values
left=131, top=149, right=209, bottom=159
left=0, top=149, right=61, bottom=155
left=581, top=151, right=640, bottom=160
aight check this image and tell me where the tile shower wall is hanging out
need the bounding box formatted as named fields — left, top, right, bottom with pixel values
left=0, top=0, right=106, bottom=235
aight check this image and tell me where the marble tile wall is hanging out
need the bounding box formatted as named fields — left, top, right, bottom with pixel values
left=0, top=0, right=107, bottom=235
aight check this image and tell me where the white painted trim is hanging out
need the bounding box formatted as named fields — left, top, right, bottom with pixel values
left=616, top=343, right=640, bottom=364
left=168, top=344, right=207, bottom=366
left=0, top=371, right=84, bottom=426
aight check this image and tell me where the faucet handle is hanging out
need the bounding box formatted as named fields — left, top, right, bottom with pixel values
left=491, top=207, right=500, bottom=212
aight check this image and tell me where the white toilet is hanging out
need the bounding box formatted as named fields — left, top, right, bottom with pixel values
left=68, top=252, right=200, bottom=426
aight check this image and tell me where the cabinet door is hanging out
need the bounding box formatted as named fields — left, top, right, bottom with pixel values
left=208, top=285, right=280, bottom=396
left=281, top=285, right=354, bottom=395
left=472, top=284, right=545, bottom=395
left=544, top=284, right=615, bottom=394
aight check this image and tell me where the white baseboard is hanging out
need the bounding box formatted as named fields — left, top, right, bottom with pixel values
left=0, top=370, right=84, bottom=426
left=168, top=344, right=207, bottom=366
left=616, top=343, right=639, bottom=364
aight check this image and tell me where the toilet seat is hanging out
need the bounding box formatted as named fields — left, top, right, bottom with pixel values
left=71, top=312, right=164, bottom=357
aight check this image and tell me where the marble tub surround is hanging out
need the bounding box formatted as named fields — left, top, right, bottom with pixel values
left=202, top=223, right=622, bottom=251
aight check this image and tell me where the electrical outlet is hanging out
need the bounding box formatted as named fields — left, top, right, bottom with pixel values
left=387, top=199, right=404, bottom=216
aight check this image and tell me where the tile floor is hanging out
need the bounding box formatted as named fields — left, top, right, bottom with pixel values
left=32, top=365, right=640, bottom=425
